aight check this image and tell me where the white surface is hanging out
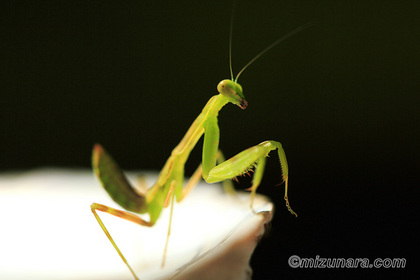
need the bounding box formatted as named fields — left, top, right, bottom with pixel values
left=0, top=169, right=273, bottom=280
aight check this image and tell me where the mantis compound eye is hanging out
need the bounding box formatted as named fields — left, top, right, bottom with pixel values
left=217, top=80, right=234, bottom=95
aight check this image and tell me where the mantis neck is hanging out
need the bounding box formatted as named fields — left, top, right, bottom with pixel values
left=208, top=94, right=231, bottom=116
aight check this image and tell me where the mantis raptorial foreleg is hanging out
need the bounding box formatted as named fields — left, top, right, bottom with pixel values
left=203, top=136, right=297, bottom=216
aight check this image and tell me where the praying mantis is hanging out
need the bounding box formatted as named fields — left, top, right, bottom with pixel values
left=91, top=7, right=312, bottom=280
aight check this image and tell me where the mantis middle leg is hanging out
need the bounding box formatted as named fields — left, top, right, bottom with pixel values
left=179, top=150, right=236, bottom=202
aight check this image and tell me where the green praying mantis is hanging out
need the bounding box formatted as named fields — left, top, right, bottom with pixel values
left=90, top=8, right=312, bottom=280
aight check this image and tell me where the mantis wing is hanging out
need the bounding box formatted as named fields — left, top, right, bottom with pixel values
left=92, top=144, right=147, bottom=214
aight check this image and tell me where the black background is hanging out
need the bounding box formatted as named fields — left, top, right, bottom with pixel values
left=1, top=1, right=419, bottom=279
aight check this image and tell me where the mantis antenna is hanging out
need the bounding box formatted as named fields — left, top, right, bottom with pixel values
left=229, top=13, right=315, bottom=82
left=228, top=1, right=237, bottom=81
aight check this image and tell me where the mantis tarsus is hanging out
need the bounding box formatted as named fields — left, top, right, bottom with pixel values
left=91, top=10, right=311, bottom=280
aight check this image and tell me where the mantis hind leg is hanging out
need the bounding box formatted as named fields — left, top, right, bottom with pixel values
left=90, top=203, right=155, bottom=280
left=205, top=140, right=297, bottom=216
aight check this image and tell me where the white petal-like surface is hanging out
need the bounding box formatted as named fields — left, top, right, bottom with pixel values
left=0, top=169, right=273, bottom=280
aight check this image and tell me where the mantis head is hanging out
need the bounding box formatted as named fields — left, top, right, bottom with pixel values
left=217, top=79, right=248, bottom=109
